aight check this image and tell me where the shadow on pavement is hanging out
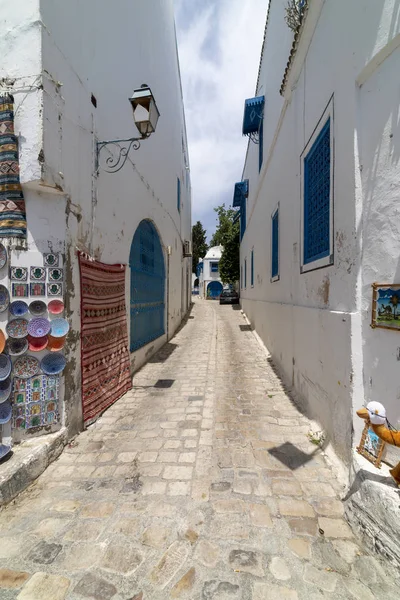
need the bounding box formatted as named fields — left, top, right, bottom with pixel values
left=268, top=441, right=321, bottom=470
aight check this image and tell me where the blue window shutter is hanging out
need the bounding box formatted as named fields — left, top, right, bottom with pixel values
left=242, top=96, right=265, bottom=135
left=210, top=262, right=218, bottom=273
left=303, top=119, right=330, bottom=264
left=177, top=177, right=181, bottom=212
left=244, top=258, right=247, bottom=288
left=272, top=209, right=279, bottom=279
left=259, top=121, right=264, bottom=172
left=251, top=250, right=254, bottom=286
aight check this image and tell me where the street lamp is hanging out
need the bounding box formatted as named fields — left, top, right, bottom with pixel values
left=96, top=85, right=160, bottom=173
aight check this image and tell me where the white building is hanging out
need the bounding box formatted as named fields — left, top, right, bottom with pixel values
left=198, top=246, right=224, bottom=299
left=0, top=0, right=191, bottom=450
left=238, top=0, right=400, bottom=468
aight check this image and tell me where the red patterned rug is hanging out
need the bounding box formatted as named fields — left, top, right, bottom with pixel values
left=79, top=252, right=132, bottom=426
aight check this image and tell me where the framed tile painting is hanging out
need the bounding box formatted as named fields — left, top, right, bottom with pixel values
left=371, top=283, right=400, bottom=331
left=357, top=422, right=385, bottom=467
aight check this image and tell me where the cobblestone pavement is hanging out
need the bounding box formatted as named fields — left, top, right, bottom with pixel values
left=0, top=298, right=398, bottom=600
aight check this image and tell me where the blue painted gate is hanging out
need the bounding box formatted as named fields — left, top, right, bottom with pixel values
left=207, top=281, right=223, bottom=298
left=130, top=220, right=165, bottom=351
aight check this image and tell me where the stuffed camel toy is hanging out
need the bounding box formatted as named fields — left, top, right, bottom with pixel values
left=357, top=401, right=400, bottom=486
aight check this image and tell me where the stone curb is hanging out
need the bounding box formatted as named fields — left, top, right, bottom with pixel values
left=0, top=427, right=68, bottom=507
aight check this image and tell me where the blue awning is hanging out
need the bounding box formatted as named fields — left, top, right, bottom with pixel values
left=233, top=180, right=249, bottom=207
left=242, top=96, right=265, bottom=135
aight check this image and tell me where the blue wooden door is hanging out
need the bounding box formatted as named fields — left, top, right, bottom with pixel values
left=130, top=220, right=165, bottom=351
left=207, top=281, right=223, bottom=298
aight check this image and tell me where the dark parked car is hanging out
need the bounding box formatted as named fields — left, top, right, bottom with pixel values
left=219, top=290, right=239, bottom=305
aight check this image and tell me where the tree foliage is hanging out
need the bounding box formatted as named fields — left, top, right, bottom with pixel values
left=192, top=221, right=208, bottom=274
left=210, top=204, right=240, bottom=284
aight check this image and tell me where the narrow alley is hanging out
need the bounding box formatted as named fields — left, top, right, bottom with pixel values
left=0, top=299, right=398, bottom=599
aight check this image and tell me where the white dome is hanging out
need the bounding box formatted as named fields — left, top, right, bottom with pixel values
left=204, top=245, right=223, bottom=259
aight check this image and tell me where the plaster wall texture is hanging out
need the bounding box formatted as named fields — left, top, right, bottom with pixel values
left=240, top=0, right=400, bottom=462
left=0, top=0, right=191, bottom=439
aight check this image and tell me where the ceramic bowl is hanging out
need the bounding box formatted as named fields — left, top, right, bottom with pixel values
left=29, top=300, right=47, bottom=316
left=50, top=318, right=69, bottom=338
left=41, top=352, right=66, bottom=375
left=0, top=285, right=10, bottom=313
left=0, top=243, right=7, bottom=270
left=47, top=334, right=66, bottom=352
left=48, top=299, right=64, bottom=315
left=0, top=400, right=11, bottom=424
left=27, top=335, right=48, bottom=352
left=6, top=337, right=28, bottom=356
left=0, top=443, right=11, bottom=461
left=9, top=300, right=29, bottom=317
left=13, top=355, right=40, bottom=379
left=0, top=330, right=5, bottom=354
left=27, top=318, right=51, bottom=338
left=6, top=318, right=28, bottom=339
left=0, top=377, right=12, bottom=403
left=0, top=355, right=12, bottom=381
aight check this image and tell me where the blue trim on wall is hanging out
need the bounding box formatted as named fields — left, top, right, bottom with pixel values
left=272, top=208, right=279, bottom=279
left=177, top=177, right=181, bottom=213
left=251, top=249, right=254, bottom=286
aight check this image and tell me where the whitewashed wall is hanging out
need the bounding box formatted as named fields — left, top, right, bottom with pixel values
left=0, top=0, right=191, bottom=437
left=240, top=0, right=400, bottom=462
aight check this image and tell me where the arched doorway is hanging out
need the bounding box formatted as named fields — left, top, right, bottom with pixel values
left=207, top=281, right=223, bottom=299
left=194, top=278, right=199, bottom=287
left=130, top=220, right=165, bottom=351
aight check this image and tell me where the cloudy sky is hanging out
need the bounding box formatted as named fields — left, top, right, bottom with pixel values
left=175, top=0, right=269, bottom=241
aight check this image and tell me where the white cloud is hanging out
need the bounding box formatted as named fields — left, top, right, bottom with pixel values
left=175, top=0, right=269, bottom=239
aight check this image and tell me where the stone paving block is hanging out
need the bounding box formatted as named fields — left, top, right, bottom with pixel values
left=301, top=482, right=336, bottom=497
left=171, top=567, right=196, bottom=597
left=232, top=479, right=252, bottom=495
left=80, top=502, right=115, bottom=518
left=343, top=579, right=375, bottom=600
left=214, top=499, right=245, bottom=514
left=164, top=440, right=181, bottom=449
left=303, top=564, right=338, bottom=592
left=181, top=427, right=198, bottom=437
left=287, top=538, right=311, bottom=559
left=158, top=451, right=178, bottom=463
left=312, top=497, right=344, bottom=517
left=27, top=541, right=62, bottom=565
left=17, top=572, right=70, bottom=600
left=272, top=480, right=302, bottom=496
left=138, top=451, right=158, bottom=462
left=279, top=498, right=315, bottom=518
left=179, top=452, right=196, bottom=463
left=229, top=549, right=265, bottom=577
left=195, top=539, right=220, bottom=567
left=141, top=524, right=170, bottom=548
left=51, top=499, right=81, bottom=513
left=102, top=542, right=143, bottom=574
left=150, top=540, right=190, bottom=588
left=211, top=515, right=249, bottom=540
left=73, top=573, right=117, bottom=600
left=111, top=517, right=140, bottom=536
left=287, top=518, right=318, bottom=536
left=60, top=542, right=105, bottom=569
left=141, top=480, right=167, bottom=495
left=117, top=452, right=137, bottom=463
left=163, top=465, right=193, bottom=480
left=33, top=517, right=70, bottom=538
left=249, top=503, right=273, bottom=528
left=318, top=517, right=354, bottom=539
left=184, top=439, right=197, bottom=449
left=168, top=481, right=190, bottom=496
left=269, top=556, right=291, bottom=580
left=252, top=582, right=298, bottom=599
left=63, top=520, right=105, bottom=541
left=0, top=569, right=30, bottom=589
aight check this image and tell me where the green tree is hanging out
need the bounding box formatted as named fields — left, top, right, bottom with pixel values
left=192, top=221, right=208, bottom=274
left=210, top=204, right=240, bottom=284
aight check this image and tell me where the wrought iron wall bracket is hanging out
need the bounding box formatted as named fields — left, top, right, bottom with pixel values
left=96, top=137, right=142, bottom=173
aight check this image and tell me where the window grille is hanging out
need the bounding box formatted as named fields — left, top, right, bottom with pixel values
left=210, top=262, right=219, bottom=273
left=303, top=118, right=330, bottom=265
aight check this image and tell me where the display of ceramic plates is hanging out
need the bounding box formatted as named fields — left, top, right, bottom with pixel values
left=0, top=285, right=10, bottom=313
left=50, top=318, right=69, bottom=338
left=6, top=337, right=28, bottom=356
left=0, top=400, right=12, bottom=424
left=41, top=352, right=66, bottom=375
left=48, top=299, right=64, bottom=315
left=0, top=243, right=7, bottom=269
left=0, top=444, right=11, bottom=461
left=47, top=334, right=66, bottom=352
left=0, top=377, right=12, bottom=403
left=28, top=335, right=48, bottom=352
left=0, top=355, right=11, bottom=381
left=9, top=300, right=29, bottom=317
left=29, top=300, right=47, bottom=316
left=6, top=318, right=28, bottom=339
left=13, top=355, right=40, bottom=379
left=27, top=317, right=51, bottom=338
left=0, top=330, right=5, bottom=354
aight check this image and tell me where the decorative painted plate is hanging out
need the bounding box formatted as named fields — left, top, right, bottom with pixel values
left=0, top=330, right=5, bottom=354
left=0, top=285, right=10, bottom=313
left=13, top=355, right=40, bottom=379
left=27, top=318, right=51, bottom=338
left=0, top=243, right=7, bottom=269
left=0, top=355, right=12, bottom=381
left=0, top=377, right=12, bottom=403
left=6, top=337, right=28, bottom=356
left=41, top=352, right=66, bottom=375
left=47, top=334, right=66, bottom=352
left=0, top=400, right=12, bottom=424
left=28, top=335, right=48, bottom=352
left=9, top=300, right=29, bottom=317
left=0, top=444, right=12, bottom=461
left=48, top=299, right=64, bottom=315
left=29, top=300, right=47, bottom=316
left=6, top=318, right=28, bottom=339
left=50, top=318, right=69, bottom=338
